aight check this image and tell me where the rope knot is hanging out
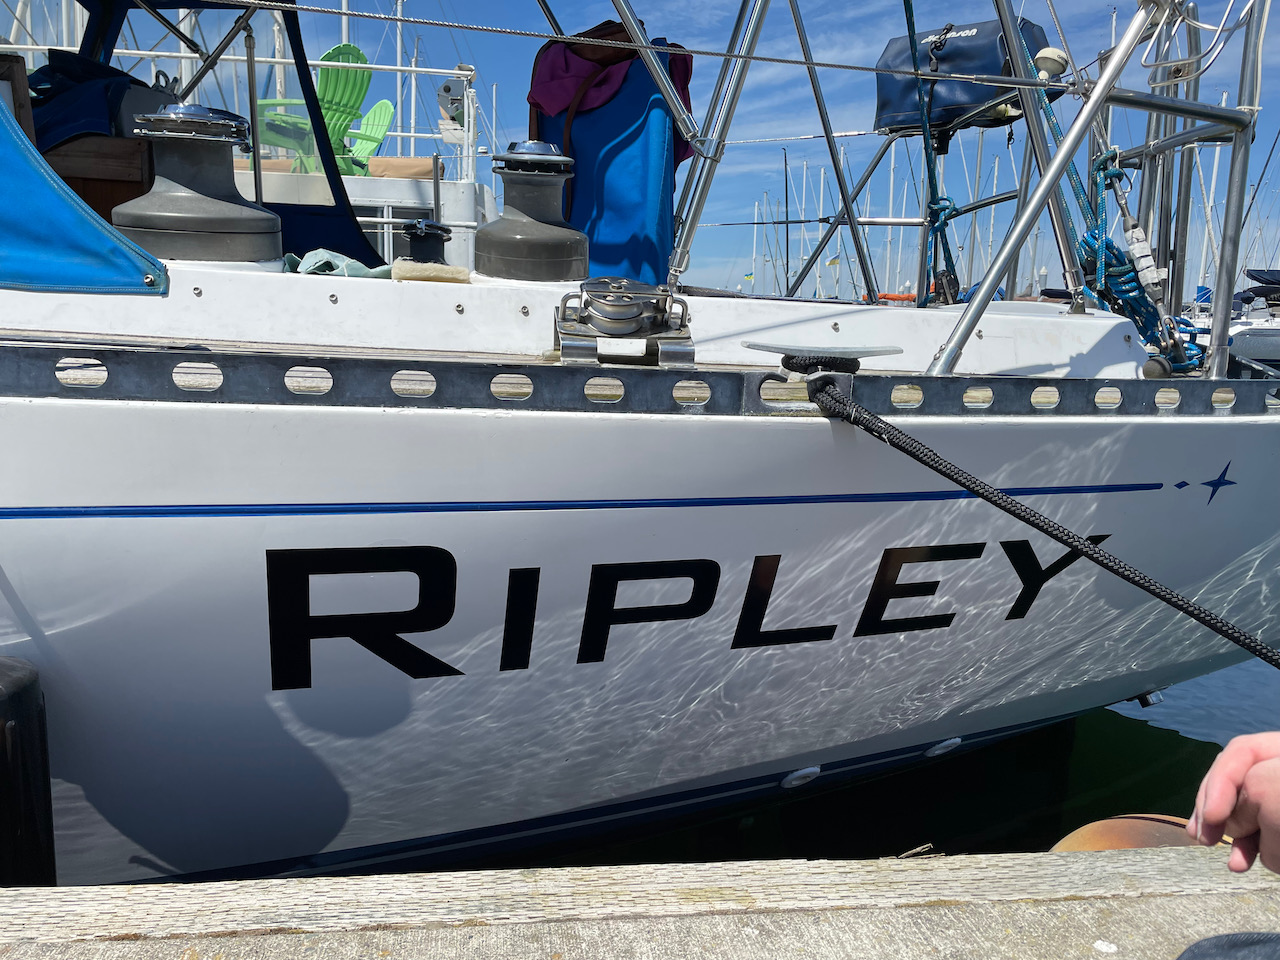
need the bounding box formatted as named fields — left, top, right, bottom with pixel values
left=928, top=195, right=958, bottom=226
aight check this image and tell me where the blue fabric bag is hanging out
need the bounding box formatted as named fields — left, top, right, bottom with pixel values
left=531, top=29, right=691, bottom=284
left=874, top=19, right=1059, bottom=133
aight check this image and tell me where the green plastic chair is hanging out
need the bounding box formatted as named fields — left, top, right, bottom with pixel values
left=258, top=42, right=373, bottom=173
left=257, top=110, right=316, bottom=166
left=346, top=99, right=395, bottom=174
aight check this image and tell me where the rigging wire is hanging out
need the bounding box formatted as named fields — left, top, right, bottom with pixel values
left=0, top=0, right=38, bottom=43
left=190, top=0, right=1078, bottom=91
left=727, top=130, right=873, bottom=145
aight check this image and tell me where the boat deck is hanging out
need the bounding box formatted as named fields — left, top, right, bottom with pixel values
left=2, top=847, right=1277, bottom=959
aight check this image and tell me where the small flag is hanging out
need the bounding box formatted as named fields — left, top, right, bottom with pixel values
left=744, top=272, right=754, bottom=281
left=826, top=255, right=840, bottom=266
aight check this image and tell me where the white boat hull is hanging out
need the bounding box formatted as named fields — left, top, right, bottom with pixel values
left=0, top=390, right=1270, bottom=882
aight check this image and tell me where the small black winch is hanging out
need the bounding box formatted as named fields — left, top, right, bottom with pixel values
left=403, top=218, right=452, bottom=265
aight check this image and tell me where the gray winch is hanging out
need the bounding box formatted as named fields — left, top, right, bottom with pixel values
left=474, top=141, right=587, bottom=282
left=556, top=277, right=693, bottom=366
left=112, top=104, right=282, bottom=262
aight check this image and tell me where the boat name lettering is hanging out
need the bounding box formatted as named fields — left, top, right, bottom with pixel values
left=266, top=546, right=462, bottom=691
left=264, top=537, right=1109, bottom=690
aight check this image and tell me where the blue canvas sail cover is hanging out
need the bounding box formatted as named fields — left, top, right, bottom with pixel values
left=0, top=97, right=167, bottom=294
left=874, top=18, right=1061, bottom=133
left=529, top=23, right=693, bottom=284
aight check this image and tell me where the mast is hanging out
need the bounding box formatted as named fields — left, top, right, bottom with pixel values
left=751, top=200, right=759, bottom=294
left=801, top=158, right=809, bottom=293
left=784, top=148, right=790, bottom=287
left=409, top=41, right=418, bottom=157
left=816, top=165, right=826, bottom=297
left=1196, top=95, right=1228, bottom=291
left=272, top=13, right=286, bottom=99
left=395, top=0, right=403, bottom=156
left=1207, top=0, right=1269, bottom=377
left=896, top=176, right=908, bottom=293
left=885, top=140, right=895, bottom=290
left=987, top=155, right=998, bottom=274
left=966, top=129, right=984, bottom=285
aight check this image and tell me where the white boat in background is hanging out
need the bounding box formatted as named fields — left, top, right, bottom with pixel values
left=0, top=0, right=1277, bottom=885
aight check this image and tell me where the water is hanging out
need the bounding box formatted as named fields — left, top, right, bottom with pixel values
left=1110, top=659, right=1280, bottom=745
left=439, top=658, right=1280, bottom=871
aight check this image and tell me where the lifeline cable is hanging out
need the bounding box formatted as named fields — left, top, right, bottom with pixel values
left=206, top=0, right=1077, bottom=89
left=783, top=355, right=1280, bottom=672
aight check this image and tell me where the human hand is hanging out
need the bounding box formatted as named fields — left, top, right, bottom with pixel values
left=1188, top=732, right=1280, bottom=873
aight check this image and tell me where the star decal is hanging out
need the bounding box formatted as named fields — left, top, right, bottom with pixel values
left=1201, top=462, right=1236, bottom=505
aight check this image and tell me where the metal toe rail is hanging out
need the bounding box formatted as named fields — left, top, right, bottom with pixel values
left=0, top=345, right=767, bottom=416
left=847, top=374, right=1280, bottom=417
left=0, top=344, right=1276, bottom=418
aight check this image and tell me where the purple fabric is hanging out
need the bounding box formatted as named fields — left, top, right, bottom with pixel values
left=528, top=40, right=694, bottom=164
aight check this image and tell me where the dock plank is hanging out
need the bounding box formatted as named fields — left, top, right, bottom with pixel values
left=0, top=848, right=1276, bottom=958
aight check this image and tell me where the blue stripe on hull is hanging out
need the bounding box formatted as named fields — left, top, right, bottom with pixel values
left=1, top=482, right=1162, bottom=521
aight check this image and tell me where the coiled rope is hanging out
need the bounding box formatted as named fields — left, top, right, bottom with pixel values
left=784, top=354, right=1280, bottom=671
left=1078, top=152, right=1202, bottom=371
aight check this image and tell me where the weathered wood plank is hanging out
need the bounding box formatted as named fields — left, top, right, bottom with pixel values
left=0, top=848, right=1275, bottom=943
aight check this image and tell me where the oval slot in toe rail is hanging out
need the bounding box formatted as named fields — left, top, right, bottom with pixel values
left=285, top=366, right=333, bottom=396
left=172, top=362, right=223, bottom=392
left=55, top=357, right=107, bottom=388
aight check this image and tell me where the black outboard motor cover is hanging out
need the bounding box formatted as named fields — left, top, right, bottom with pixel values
left=874, top=19, right=1062, bottom=133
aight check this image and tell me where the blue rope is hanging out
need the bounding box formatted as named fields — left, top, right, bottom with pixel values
left=925, top=195, right=960, bottom=297
left=1092, top=149, right=1122, bottom=289
left=1079, top=151, right=1203, bottom=372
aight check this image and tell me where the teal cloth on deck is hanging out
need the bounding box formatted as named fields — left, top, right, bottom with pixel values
left=288, top=248, right=393, bottom=278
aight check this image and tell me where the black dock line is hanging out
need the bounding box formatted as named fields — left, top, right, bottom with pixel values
left=784, top=355, right=1280, bottom=672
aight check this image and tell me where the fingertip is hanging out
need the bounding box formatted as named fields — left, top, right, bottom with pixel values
left=1197, top=814, right=1226, bottom=846
left=1201, top=779, right=1242, bottom=826
left=1228, top=834, right=1260, bottom=873
left=1200, top=826, right=1226, bottom=847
